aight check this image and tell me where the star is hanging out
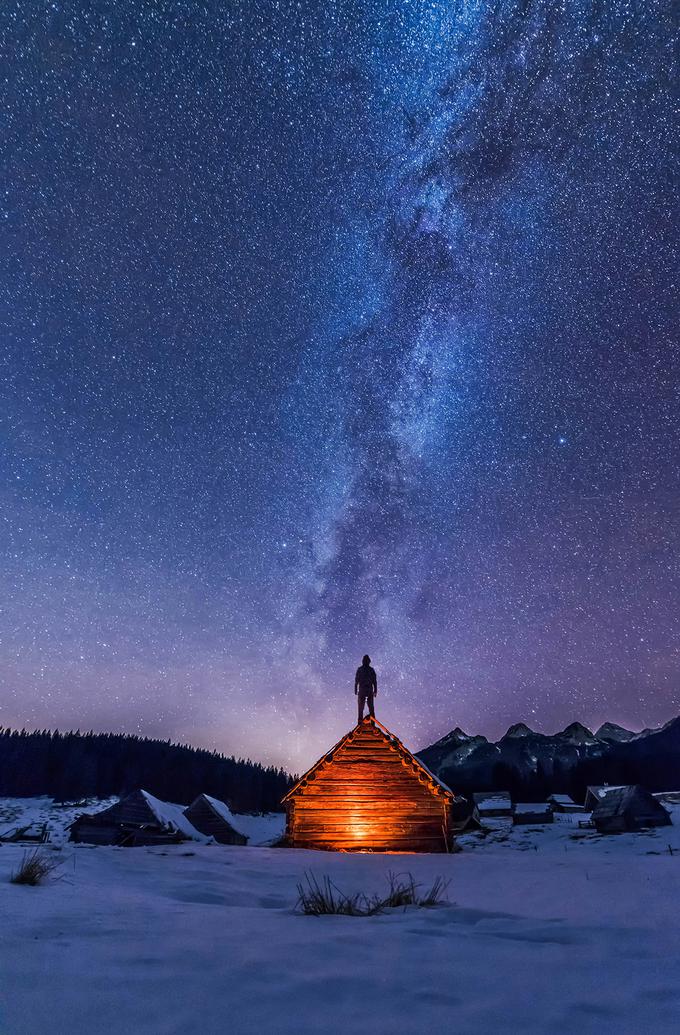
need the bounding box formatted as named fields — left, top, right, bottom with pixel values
left=0, top=1, right=677, bottom=772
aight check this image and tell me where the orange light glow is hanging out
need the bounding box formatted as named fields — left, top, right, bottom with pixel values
left=284, top=717, right=454, bottom=853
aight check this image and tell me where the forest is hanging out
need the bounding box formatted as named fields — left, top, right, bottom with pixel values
left=0, top=728, right=294, bottom=812
left=443, top=742, right=680, bottom=806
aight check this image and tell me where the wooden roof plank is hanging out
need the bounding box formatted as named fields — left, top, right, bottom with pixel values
left=283, top=716, right=455, bottom=804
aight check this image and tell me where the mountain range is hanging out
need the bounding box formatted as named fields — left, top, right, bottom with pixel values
left=417, top=717, right=680, bottom=802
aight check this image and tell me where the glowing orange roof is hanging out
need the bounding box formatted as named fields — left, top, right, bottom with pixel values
left=283, top=715, right=455, bottom=804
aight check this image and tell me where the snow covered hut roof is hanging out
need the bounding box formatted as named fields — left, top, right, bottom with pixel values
left=183, top=794, right=248, bottom=845
left=69, top=789, right=211, bottom=845
left=472, top=791, right=512, bottom=812
left=586, top=785, right=627, bottom=801
left=653, top=791, right=680, bottom=806
left=201, top=793, right=239, bottom=825
left=139, top=791, right=208, bottom=841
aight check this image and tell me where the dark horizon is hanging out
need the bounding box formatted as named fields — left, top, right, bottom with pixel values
left=2, top=2, right=678, bottom=773
left=5, top=703, right=679, bottom=775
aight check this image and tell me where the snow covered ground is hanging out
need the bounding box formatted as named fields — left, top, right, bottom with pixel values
left=0, top=796, right=285, bottom=847
left=1, top=799, right=679, bottom=1034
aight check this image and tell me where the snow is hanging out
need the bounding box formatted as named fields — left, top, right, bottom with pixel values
left=140, top=790, right=211, bottom=842
left=1, top=798, right=679, bottom=1033
left=0, top=796, right=119, bottom=846
left=226, top=811, right=285, bottom=846
left=589, top=784, right=628, bottom=801
left=0, top=796, right=283, bottom=847
left=474, top=791, right=512, bottom=813
left=442, top=739, right=480, bottom=764
left=201, top=794, right=270, bottom=840
left=655, top=791, right=680, bottom=806
left=201, top=793, right=238, bottom=824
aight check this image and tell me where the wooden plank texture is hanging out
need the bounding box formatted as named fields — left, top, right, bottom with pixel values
left=285, top=718, right=454, bottom=852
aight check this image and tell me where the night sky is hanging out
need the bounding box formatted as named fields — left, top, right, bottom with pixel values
left=2, top=1, right=678, bottom=772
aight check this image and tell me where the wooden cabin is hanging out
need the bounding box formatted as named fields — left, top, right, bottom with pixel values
left=472, top=791, right=513, bottom=819
left=513, top=802, right=554, bottom=825
left=547, top=793, right=584, bottom=814
left=590, top=785, right=672, bottom=833
left=584, top=784, right=627, bottom=811
left=283, top=716, right=456, bottom=852
left=183, top=794, right=248, bottom=845
left=70, top=789, right=201, bottom=846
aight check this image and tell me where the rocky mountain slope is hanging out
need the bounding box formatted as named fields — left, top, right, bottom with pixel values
left=417, top=717, right=680, bottom=801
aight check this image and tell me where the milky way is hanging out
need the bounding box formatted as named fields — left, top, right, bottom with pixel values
left=2, top=1, right=678, bottom=771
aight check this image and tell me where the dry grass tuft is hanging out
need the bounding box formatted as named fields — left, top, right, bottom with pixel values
left=418, top=875, right=450, bottom=907
left=10, top=849, right=62, bottom=886
left=296, top=870, right=450, bottom=916
left=296, top=873, right=366, bottom=916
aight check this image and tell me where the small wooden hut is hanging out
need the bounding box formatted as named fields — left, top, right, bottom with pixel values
left=70, top=789, right=200, bottom=846
left=472, top=791, right=513, bottom=819
left=513, top=802, right=554, bottom=825
left=283, top=716, right=456, bottom=852
left=547, top=793, right=584, bottom=814
left=183, top=794, right=248, bottom=845
left=584, top=784, right=626, bottom=811
left=590, top=785, right=672, bottom=833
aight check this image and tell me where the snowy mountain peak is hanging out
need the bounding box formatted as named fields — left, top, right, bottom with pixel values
left=503, top=722, right=535, bottom=739
left=418, top=712, right=680, bottom=800
left=595, top=722, right=635, bottom=742
left=431, top=726, right=473, bottom=747
left=558, top=722, right=595, bottom=743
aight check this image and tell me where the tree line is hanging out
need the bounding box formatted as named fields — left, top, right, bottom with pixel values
left=0, top=728, right=294, bottom=812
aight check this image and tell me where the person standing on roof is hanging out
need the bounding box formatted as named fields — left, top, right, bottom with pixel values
left=354, top=654, right=378, bottom=723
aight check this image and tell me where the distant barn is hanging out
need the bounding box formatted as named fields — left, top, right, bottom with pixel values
left=513, top=802, right=553, bottom=825
left=70, top=789, right=200, bottom=846
left=184, top=794, right=248, bottom=845
left=547, top=794, right=584, bottom=814
left=472, top=791, right=513, bottom=819
left=591, top=785, right=672, bottom=833
left=584, top=785, right=627, bottom=811
left=283, top=717, right=456, bottom=852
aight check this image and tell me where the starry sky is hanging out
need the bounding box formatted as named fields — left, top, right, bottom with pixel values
left=2, top=1, right=678, bottom=773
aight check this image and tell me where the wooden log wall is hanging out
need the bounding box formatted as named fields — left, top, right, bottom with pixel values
left=184, top=797, right=247, bottom=845
left=286, top=722, right=451, bottom=852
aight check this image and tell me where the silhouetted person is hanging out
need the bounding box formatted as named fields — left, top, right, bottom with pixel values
left=355, top=654, right=377, bottom=723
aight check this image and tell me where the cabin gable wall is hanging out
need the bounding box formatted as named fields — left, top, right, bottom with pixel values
left=287, top=725, right=451, bottom=852
left=184, top=798, right=247, bottom=845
